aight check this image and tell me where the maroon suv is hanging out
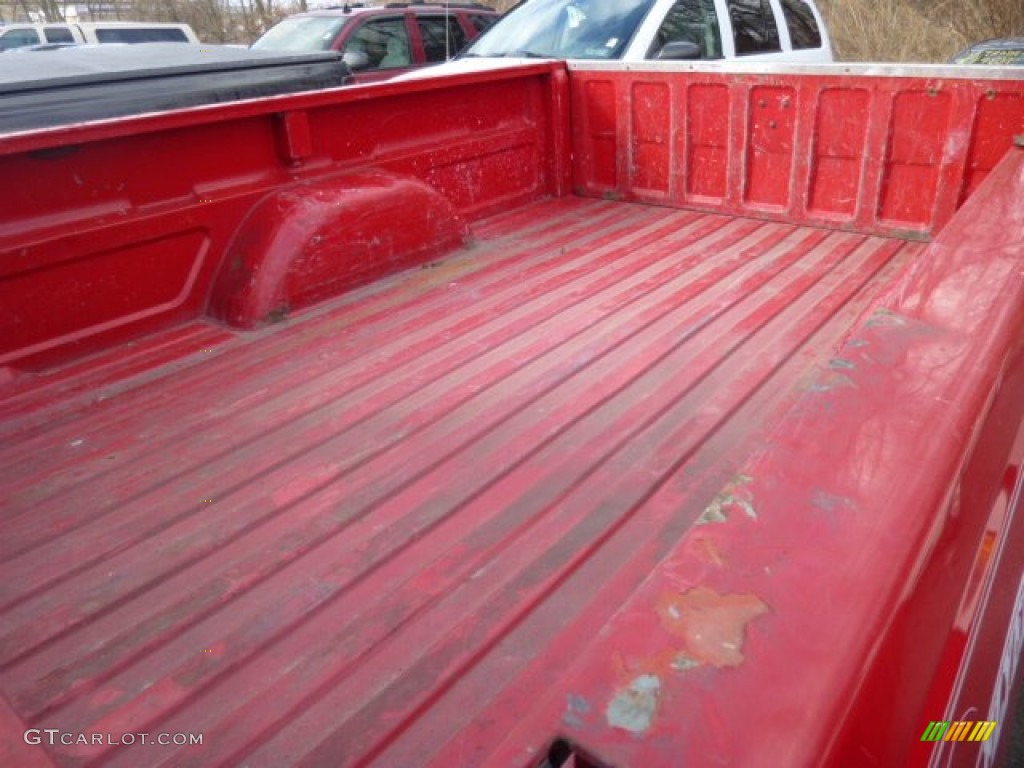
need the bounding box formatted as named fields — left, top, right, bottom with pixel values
left=252, top=3, right=498, bottom=83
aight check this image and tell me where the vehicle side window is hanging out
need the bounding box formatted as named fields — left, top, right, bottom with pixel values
left=779, top=0, right=821, bottom=49
left=726, top=0, right=780, bottom=54
left=44, top=26, right=75, bottom=44
left=469, top=14, right=496, bottom=34
left=651, top=0, right=722, bottom=59
left=95, top=28, right=188, bottom=43
left=0, top=28, right=41, bottom=50
left=417, top=16, right=469, bottom=63
left=344, top=18, right=410, bottom=69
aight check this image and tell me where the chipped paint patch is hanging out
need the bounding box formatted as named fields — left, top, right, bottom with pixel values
left=808, top=371, right=855, bottom=392
left=656, top=587, right=769, bottom=668
left=606, top=674, right=661, bottom=734
left=563, top=693, right=592, bottom=728
left=567, top=694, right=591, bottom=713
left=671, top=653, right=700, bottom=671
left=695, top=474, right=757, bottom=525
left=865, top=307, right=909, bottom=328
left=828, top=357, right=855, bottom=370
left=811, top=490, right=856, bottom=514
left=695, top=503, right=727, bottom=525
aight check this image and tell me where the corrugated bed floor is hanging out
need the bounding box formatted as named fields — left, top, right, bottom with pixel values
left=0, top=198, right=923, bottom=767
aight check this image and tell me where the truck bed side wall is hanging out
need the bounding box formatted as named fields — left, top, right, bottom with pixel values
left=0, top=66, right=569, bottom=368
left=569, top=64, right=1024, bottom=240
left=1, top=65, right=1020, bottom=370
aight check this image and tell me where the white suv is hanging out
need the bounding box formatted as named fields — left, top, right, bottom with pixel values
left=0, top=22, right=198, bottom=52
left=447, top=0, right=832, bottom=65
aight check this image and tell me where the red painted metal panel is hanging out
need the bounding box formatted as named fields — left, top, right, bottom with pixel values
left=0, top=196, right=924, bottom=767
left=569, top=68, right=1024, bottom=239
left=931, top=475, right=1024, bottom=768
left=0, top=66, right=564, bottom=368
left=745, top=85, right=798, bottom=208
left=684, top=83, right=730, bottom=200
left=576, top=79, right=618, bottom=191
left=629, top=81, right=671, bottom=194
left=961, top=91, right=1024, bottom=204
left=208, top=171, right=470, bottom=328
left=276, top=110, right=314, bottom=165
left=1, top=230, right=210, bottom=358
left=481, top=148, right=1024, bottom=768
left=808, top=87, right=869, bottom=218
left=879, top=89, right=953, bottom=225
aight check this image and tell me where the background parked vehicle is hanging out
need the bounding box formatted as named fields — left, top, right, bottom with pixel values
left=251, top=2, right=498, bottom=83
left=0, top=21, right=198, bottom=51
left=951, top=37, right=1024, bottom=65
left=448, top=0, right=832, bottom=66
left=0, top=44, right=351, bottom=133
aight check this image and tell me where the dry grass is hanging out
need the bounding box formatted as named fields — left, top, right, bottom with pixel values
left=817, top=0, right=959, bottom=61
left=799, top=0, right=1022, bottom=62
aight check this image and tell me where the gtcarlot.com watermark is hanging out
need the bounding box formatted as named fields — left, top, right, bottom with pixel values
left=25, top=729, right=203, bottom=747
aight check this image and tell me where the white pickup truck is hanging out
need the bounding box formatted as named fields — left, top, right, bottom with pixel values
left=455, top=0, right=833, bottom=64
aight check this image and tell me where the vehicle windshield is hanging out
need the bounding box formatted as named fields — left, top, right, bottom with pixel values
left=252, top=16, right=348, bottom=52
left=464, top=0, right=656, bottom=59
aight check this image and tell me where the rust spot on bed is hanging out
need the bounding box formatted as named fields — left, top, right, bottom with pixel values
left=656, top=586, right=768, bottom=668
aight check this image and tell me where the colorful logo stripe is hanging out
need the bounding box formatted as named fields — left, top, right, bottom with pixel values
left=921, top=721, right=997, bottom=742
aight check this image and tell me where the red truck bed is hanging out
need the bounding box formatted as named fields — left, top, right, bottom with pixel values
left=0, top=197, right=920, bottom=766
left=2, top=62, right=1024, bottom=767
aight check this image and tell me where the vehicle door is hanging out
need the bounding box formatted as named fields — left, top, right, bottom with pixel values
left=713, top=0, right=786, bottom=60
left=715, top=0, right=830, bottom=62
left=340, top=12, right=417, bottom=84
left=411, top=13, right=475, bottom=67
left=644, top=0, right=726, bottom=61
left=770, top=0, right=832, bottom=62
